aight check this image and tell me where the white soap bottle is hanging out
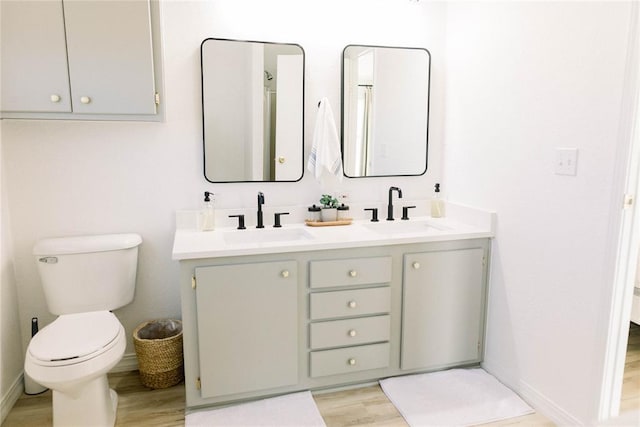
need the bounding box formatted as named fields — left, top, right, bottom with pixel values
left=201, top=191, right=215, bottom=231
left=430, top=183, right=445, bottom=218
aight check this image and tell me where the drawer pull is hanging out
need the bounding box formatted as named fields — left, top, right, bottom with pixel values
left=348, top=358, right=357, bottom=366
left=50, top=94, right=61, bottom=103
left=281, top=270, right=290, bottom=278
left=348, top=270, right=357, bottom=277
left=80, top=96, right=91, bottom=104
left=412, top=261, right=421, bottom=269
left=348, top=329, right=357, bottom=337
left=347, top=300, right=357, bottom=309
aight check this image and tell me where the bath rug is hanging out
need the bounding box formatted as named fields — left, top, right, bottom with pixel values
left=380, top=368, right=534, bottom=426
left=185, top=391, right=326, bottom=426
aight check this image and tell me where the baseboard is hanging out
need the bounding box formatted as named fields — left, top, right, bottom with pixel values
left=111, top=352, right=139, bottom=373
left=482, top=361, right=582, bottom=425
left=518, top=379, right=582, bottom=425
left=630, top=293, right=640, bottom=325
left=1, top=373, right=24, bottom=424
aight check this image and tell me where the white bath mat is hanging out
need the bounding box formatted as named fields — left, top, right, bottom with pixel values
left=185, top=391, right=326, bottom=426
left=380, top=368, right=534, bottom=426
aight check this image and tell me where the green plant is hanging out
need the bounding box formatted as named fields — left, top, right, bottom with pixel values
left=320, top=194, right=338, bottom=208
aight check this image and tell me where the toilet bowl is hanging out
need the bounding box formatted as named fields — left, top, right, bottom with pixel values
left=25, top=311, right=126, bottom=426
left=26, top=233, right=142, bottom=427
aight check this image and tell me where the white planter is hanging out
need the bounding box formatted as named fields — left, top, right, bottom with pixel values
left=321, top=207, right=338, bottom=222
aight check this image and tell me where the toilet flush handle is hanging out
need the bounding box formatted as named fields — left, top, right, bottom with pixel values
left=39, top=257, right=58, bottom=264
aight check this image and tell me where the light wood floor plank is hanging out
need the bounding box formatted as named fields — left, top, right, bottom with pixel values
left=4, top=324, right=639, bottom=426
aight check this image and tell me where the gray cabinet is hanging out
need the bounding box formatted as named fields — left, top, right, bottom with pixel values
left=0, top=0, right=159, bottom=119
left=401, top=248, right=486, bottom=370
left=194, top=261, right=298, bottom=398
left=178, top=239, right=490, bottom=409
left=309, top=256, right=392, bottom=288
left=308, top=256, right=392, bottom=378
left=0, top=1, right=71, bottom=113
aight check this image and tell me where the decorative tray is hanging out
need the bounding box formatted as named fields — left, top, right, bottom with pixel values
left=305, top=219, right=353, bottom=227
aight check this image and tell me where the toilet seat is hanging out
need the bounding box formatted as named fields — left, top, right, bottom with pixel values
left=29, top=311, right=122, bottom=367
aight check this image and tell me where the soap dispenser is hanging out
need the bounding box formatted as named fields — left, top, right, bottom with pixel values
left=430, top=183, right=445, bottom=218
left=201, top=191, right=215, bottom=231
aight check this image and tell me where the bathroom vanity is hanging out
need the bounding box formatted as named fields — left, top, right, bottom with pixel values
left=173, top=205, right=495, bottom=410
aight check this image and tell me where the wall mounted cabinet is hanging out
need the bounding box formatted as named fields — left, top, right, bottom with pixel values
left=0, top=0, right=162, bottom=121
left=179, top=239, right=490, bottom=409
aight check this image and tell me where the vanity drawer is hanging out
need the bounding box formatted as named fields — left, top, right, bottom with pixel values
left=309, top=257, right=392, bottom=288
left=310, top=287, right=391, bottom=320
left=310, top=342, right=390, bottom=378
left=310, top=315, right=390, bottom=350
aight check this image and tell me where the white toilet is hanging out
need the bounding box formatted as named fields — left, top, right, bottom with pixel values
left=25, top=233, right=142, bottom=427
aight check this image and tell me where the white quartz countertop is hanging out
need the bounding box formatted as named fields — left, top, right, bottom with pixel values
left=172, top=203, right=495, bottom=260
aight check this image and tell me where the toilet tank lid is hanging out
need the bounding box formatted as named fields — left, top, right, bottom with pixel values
left=33, top=233, right=142, bottom=256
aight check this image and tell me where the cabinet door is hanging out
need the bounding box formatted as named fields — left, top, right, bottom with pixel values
left=0, top=1, right=71, bottom=112
left=195, top=261, right=298, bottom=398
left=63, top=0, right=156, bottom=114
left=401, top=248, right=485, bottom=370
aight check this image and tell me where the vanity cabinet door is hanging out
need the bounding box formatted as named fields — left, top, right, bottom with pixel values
left=401, top=248, right=485, bottom=370
left=0, top=0, right=71, bottom=113
left=194, top=261, right=298, bottom=398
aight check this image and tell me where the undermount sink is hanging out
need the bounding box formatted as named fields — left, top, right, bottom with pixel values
left=363, top=219, right=448, bottom=235
left=223, top=228, right=313, bottom=245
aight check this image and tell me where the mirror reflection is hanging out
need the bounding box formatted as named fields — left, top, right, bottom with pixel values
left=342, top=45, right=430, bottom=177
left=201, top=38, right=304, bottom=182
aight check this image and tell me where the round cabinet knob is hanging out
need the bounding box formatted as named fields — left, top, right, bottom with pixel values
left=349, top=270, right=357, bottom=278
left=348, top=358, right=357, bottom=366
left=50, top=94, right=61, bottom=103
left=348, top=329, right=357, bottom=337
left=80, top=96, right=91, bottom=104
left=347, top=300, right=357, bottom=309
left=412, top=261, right=421, bottom=269
left=281, top=270, right=290, bottom=278
left=278, top=156, right=286, bottom=164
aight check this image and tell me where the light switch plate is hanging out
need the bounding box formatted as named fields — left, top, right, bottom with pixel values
left=555, top=148, right=578, bottom=176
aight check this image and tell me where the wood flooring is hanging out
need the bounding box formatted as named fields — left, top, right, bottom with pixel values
left=621, top=322, right=640, bottom=414
left=4, top=324, right=639, bottom=426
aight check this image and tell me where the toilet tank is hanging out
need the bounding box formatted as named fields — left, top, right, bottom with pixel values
left=33, top=233, right=142, bottom=315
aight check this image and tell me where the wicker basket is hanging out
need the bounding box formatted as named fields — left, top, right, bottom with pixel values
left=133, top=319, right=184, bottom=389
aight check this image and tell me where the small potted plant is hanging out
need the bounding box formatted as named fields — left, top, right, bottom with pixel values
left=319, top=194, right=338, bottom=222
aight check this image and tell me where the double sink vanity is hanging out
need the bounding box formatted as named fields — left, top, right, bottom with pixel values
left=174, top=34, right=495, bottom=411
left=172, top=202, right=495, bottom=410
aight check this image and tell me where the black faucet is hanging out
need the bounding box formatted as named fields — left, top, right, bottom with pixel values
left=274, top=212, right=289, bottom=228
left=387, top=186, right=403, bottom=221
left=257, top=191, right=265, bottom=228
left=364, top=208, right=379, bottom=222
left=228, top=214, right=246, bottom=230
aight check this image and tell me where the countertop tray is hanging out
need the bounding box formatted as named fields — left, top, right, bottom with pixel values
left=305, top=219, right=352, bottom=227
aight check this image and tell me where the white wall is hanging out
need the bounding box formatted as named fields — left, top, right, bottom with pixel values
left=0, top=120, right=25, bottom=422
left=1, top=0, right=445, bottom=367
left=444, top=1, right=634, bottom=424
